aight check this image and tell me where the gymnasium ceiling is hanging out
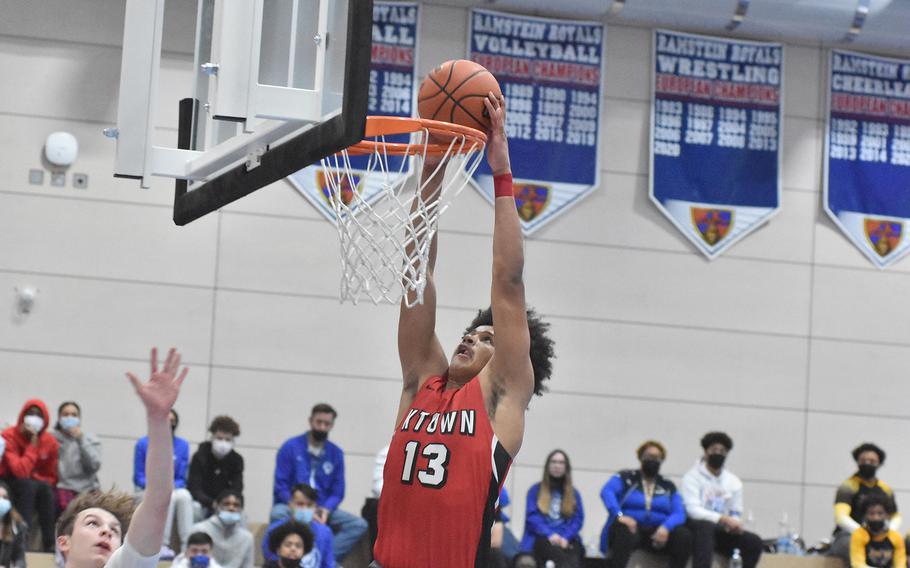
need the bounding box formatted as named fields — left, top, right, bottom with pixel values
left=441, top=0, right=910, bottom=55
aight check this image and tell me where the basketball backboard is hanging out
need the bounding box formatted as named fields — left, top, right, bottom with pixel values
left=112, top=0, right=372, bottom=225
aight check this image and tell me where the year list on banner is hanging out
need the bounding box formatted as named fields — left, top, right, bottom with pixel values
left=825, top=49, right=910, bottom=268
left=650, top=29, right=783, bottom=259
left=468, top=8, right=605, bottom=236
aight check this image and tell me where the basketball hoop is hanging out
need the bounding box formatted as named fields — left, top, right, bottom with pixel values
left=320, top=116, right=487, bottom=307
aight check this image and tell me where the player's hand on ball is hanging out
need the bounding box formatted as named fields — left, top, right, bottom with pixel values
left=483, top=93, right=511, bottom=176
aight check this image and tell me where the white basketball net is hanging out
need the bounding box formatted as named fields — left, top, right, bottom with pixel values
left=320, top=125, right=485, bottom=307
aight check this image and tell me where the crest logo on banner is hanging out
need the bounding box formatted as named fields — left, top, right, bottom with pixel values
left=691, top=208, right=733, bottom=246
left=468, top=8, right=604, bottom=235
left=289, top=1, right=418, bottom=221
left=649, top=30, right=783, bottom=259
left=824, top=49, right=910, bottom=268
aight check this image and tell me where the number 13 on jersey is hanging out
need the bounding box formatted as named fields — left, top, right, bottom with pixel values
left=400, top=441, right=450, bottom=488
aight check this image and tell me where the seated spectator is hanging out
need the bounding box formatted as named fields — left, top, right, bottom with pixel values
left=850, top=494, right=904, bottom=568
left=0, top=481, right=27, bottom=568
left=1, top=399, right=58, bottom=552
left=263, top=522, right=314, bottom=568
left=190, top=490, right=253, bottom=568
left=134, top=408, right=191, bottom=558
left=681, top=432, right=762, bottom=568
left=263, top=484, right=333, bottom=568
left=271, top=403, right=367, bottom=561
left=828, top=443, right=900, bottom=563
left=520, top=450, right=585, bottom=568
left=601, top=440, right=692, bottom=568
left=53, top=401, right=102, bottom=513
left=171, top=532, right=224, bottom=568
left=188, top=416, right=243, bottom=520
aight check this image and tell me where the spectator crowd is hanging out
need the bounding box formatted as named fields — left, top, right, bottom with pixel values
left=0, top=396, right=904, bottom=568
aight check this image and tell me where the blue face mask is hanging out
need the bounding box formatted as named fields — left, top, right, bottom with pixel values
left=0, top=498, right=11, bottom=517
left=293, top=508, right=314, bottom=524
left=218, top=510, right=242, bottom=526
left=60, top=416, right=80, bottom=431
left=190, top=555, right=210, bottom=568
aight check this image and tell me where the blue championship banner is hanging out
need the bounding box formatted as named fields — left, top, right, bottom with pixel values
left=468, top=8, right=604, bottom=235
left=824, top=49, right=910, bottom=268
left=650, top=30, right=783, bottom=259
left=290, top=1, right=418, bottom=220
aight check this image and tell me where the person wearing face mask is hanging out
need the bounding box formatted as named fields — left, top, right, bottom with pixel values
left=171, top=532, right=225, bottom=568
left=188, top=416, right=244, bottom=520
left=271, top=403, right=367, bottom=562
left=680, top=432, right=762, bottom=568
left=0, top=481, right=27, bottom=568
left=264, top=521, right=314, bottom=568
left=53, top=401, right=102, bottom=514
left=1, top=398, right=59, bottom=552
left=828, top=443, right=900, bottom=564
left=190, top=490, right=253, bottom=568
left=850, top=494, right=904, bottom=568
left=133, top=408, right=192, bottom=559
left=263, top=484, right=334, bottom=568
left=519, top=450, right=585, bottom=568
left=600, top=440, right=692, bottom=568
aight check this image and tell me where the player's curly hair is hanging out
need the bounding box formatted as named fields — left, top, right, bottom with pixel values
left=858, top=492, right=894, bottom=517
left=268, top=521, right=314, bottom=555
left=465, top=306, right=555, bottom=396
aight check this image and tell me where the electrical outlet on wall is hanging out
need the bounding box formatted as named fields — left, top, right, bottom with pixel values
left=29, top=169, right=44, bottom=185
left=50, top=172, right=66, bottom=187
left=73, top=173, right=88, bottom=189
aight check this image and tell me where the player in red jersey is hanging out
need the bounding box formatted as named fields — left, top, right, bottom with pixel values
left=372, top=94, right=555, bottom=568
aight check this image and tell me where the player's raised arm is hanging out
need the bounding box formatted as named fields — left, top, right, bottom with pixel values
left=396, top=158, right=449, bottom=423
left=124, top=348, right=187, bottom=556
left=483, top=94, right=535, bottom=454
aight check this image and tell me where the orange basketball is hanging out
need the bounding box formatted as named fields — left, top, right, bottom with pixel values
left=417, top=59, right=502, bottom=132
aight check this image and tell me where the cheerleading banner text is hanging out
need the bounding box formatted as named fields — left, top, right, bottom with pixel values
left=649, top=30, right=783, bottom=259
left=824, top=49, right=910, bottom=268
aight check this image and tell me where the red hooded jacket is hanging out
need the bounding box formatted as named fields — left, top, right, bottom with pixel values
left=1, top=399, right=59, bottom=485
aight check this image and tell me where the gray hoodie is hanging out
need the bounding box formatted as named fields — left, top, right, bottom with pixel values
left=52, top=429, right=101, bottom=493
left=191, top=515, right=254, bottom=568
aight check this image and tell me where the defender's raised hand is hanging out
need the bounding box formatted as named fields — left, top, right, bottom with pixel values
left=127, top=347, right=188, bottom=419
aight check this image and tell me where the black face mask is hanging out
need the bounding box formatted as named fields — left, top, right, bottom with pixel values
left=641, top=459, right=661, bottom=477
left=866, top=520, right=886, bottom=533
left=278, top=557, right=299, bottom=568
left=706, top=453, right=726, bottom=470
left=858, top=464, right=878, bottom=480
left=310, top=430, right=328, bottom=442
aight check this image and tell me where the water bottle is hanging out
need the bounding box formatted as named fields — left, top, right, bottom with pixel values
left=777, top=512, right=792, bottom=554
left=545, top=561, right=556, bottom=568
left=731, top=548, right=743, bottom=568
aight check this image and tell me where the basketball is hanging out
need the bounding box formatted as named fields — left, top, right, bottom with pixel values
left=417, top=59, right=502, bottom=132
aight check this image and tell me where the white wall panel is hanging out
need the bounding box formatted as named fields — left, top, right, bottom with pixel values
left=524, top=243, right=812, bottom=335
left=0, top=193, right=216, bottom=286
left=546, top=316, right=808, bottom=408
left=784, top=46, right=823, bottom=120
left=0, top=272, right=212, bottom=360
left=782, top=117, right=823, bottom=192
left=812, top=266, right=910, bottom=343
left=603, top=26, right=651, bottom=103
left=808, top=339, right=910, bottom=416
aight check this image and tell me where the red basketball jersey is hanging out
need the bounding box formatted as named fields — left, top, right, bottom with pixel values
left=374, top=376, right=511, bottom=568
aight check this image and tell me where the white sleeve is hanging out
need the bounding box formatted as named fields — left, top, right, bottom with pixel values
left=729, top=475, right=744, bottom=517
left=104, top=541, right=160, bottom=568
left=372, top=445, right=389, bottom=497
